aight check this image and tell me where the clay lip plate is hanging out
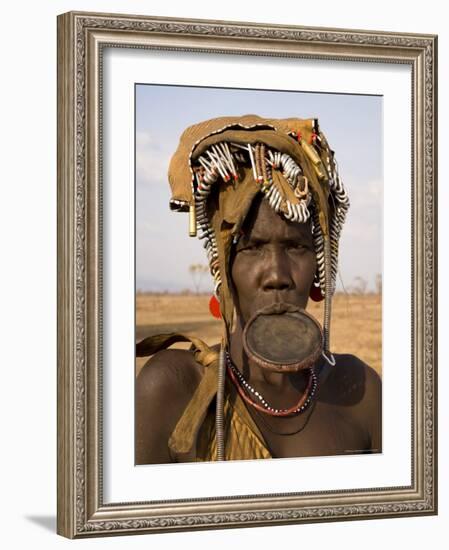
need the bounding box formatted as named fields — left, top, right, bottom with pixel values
left=242, top=302, right=323, bottom=373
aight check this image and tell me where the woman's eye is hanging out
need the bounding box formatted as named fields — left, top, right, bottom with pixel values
left=239, top=243, right=262, bottom=253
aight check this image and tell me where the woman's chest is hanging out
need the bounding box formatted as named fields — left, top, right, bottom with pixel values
left=249, top=401, right=371, bottom=459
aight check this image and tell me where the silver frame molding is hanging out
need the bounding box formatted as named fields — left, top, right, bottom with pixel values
left=57, top=11, right=438, bottom=538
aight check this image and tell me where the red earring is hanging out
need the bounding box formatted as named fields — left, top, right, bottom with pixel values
left=309, top=280, right=324, bottom=302
left=209, top=295, right=222, bottom=318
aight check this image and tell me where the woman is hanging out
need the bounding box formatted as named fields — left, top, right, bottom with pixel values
left=135, top=115, right=381, bottom=464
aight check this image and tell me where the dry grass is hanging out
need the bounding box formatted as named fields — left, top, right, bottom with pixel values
left=136, top=293, right=382, bottom=377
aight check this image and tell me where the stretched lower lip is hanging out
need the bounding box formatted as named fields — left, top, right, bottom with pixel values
left=253, top=302, right=303, bottom=316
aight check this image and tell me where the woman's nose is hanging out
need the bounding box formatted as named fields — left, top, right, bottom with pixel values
left=261, top=247, right=294, bottom=291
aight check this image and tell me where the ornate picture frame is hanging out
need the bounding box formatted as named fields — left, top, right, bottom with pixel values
left=57, top=11, right=437, bottom=538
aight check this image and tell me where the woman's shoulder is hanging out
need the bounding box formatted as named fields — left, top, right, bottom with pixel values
left=332, top=353, right=381, bottom=379
left=137, top=348, right=206, bottom=401
left=319, top=352, right=381, bottom=406
left=329, top=353, right=382, bottom=449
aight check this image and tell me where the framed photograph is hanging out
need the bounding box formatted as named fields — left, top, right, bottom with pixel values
left=57, top=11, right=437, bottom=538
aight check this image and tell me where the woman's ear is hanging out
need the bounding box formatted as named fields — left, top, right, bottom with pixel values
left=309, top=275, right=324, bottom=302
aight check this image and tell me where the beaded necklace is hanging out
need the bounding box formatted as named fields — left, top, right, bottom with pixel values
left=225, top=351, right=317, bottom=417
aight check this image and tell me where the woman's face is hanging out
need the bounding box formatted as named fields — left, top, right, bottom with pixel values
left=230, top=196, right=316, bottom=325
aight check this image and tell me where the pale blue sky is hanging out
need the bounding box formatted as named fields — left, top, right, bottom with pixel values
left=136, top=84, right=382, bottom=293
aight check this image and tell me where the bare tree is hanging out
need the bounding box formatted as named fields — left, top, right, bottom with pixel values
left=189, top=264, right=209, bottom=294
left=352, top=276, right=368, bottom=295
left=375, top=273, right=382, bottom=295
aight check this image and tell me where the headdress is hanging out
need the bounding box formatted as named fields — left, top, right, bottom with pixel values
left=167, top=114, right=349, bottom=458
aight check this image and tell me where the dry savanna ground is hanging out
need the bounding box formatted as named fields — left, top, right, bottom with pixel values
left=136, top=293, right=382, bottom=378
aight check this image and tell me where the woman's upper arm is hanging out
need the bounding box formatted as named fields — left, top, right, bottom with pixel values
left=365, top=366, right=382, bottom=452
left=135, top=350, right=203, bottom=464
left=135, top=356, right=174, bottom=464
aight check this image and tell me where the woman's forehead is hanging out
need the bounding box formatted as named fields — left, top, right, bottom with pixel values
left=242, top=196, right=313, bottom=240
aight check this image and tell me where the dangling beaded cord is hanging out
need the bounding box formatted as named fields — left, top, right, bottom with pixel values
left=322, top=235, right=335, bottom=366
left=215, top=340, right=226, bottom=460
